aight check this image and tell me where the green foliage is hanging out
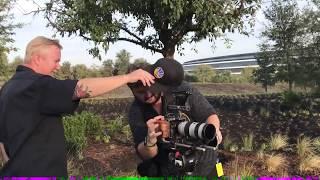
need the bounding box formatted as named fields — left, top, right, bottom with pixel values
left=72, top=64, right=89, bottom=79
left=54, top=61, right=73, bottom=79
left=260, top=0, right=302, bottom=91
left=0, top=52, right=8, bottom=80
left=114, top=50, right=131, bottom=75
left=8, top=56, right=23, bottom=74
left=133, top=58, right=148, bottom=67
left=194, top=65, right=215, bottom=83
left=184, top=72, right=198, bottom=82
left=293, top=0, right=320, bottom=90
left=88, top=64, right=103, bottom=77
left=213, top=71, right=232, bottom=83
left=253, top=45, right=277, bottom=92
left=257, top=0, right=320, bottom=91
left=41, top=0, right=260, bottom=58
left=121, top=124, right=132, bottom=141
left=222, top=134, right=233, bottom=151
left=105, top=115, right=126, bottom=136
left=101, top=59, right=114, bottom=77
left=0, top=0, right=22, bottom=54
left=63, top=111, right=105, bottom=158
left=240, top=68, right=255, bottom=83
left=281, top=91, right=301, bottom=108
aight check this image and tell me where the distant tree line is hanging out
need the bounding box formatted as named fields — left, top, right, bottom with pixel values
left=185, top=65, right=255, bottom=84
left=1, top=49, right=254, bottom=84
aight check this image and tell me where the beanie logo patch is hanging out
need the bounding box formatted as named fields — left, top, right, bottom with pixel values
left=154, top=67, right=164, bottom=79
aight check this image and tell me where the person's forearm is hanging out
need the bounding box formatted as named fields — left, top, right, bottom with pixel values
left=137, top=142, right=158, bottom=160
left=75, top=75, right=130, bottom=99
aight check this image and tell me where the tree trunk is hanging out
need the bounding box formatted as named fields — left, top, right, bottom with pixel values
left=289, top=80, right=293, bottom=92
left=264, top=85, right=268, bottom=93
left=159, top=28, right=176, bottom=59
left=162, top=43, right=175, bottom=58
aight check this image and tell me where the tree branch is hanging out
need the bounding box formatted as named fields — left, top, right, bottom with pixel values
left=79, top=33, right=163, bottom=54
left=120, top=26, right=143, bottom=42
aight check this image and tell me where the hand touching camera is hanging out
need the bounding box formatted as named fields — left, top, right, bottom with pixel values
left=145, top=115, right=171, bottom=146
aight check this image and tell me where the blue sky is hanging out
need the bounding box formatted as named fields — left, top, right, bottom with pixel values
left=8, top=0, right=266, bottom=66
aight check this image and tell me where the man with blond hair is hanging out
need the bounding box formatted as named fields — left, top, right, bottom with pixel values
left=0, top=36, right=155, bottom=176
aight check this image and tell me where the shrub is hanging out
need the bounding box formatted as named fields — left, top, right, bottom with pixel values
left=269, top=134, right=288, bottom=151
left=242, top=133, right=254, bottom=151
left=229, top=157, right=254, bottom=177
left=313, top=137, right=320, bottom=153
left=298, top=155, right=320, bottom=172
left=63, top=111, right=105, bottom=158
left=122, top=124, right=133, bottom=141
left=257, top=143, right=267, bottom=160
left=281, top=91, right=301, bottom=108
left=266, top=154, right=286, bottom=173
left=105, top=115, right=125, bottom=136
left=296, top=137, right=315, bottom=160
left=222, top=134, right=233, bottom=151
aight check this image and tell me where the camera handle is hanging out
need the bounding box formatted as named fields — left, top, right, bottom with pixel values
left=162, top=139, right=218, bottom=152
left=162, top=139, right=218, bottom=151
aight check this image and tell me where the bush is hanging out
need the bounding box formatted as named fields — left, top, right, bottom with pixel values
left=281, top=91, right=301, bottom=108
left=242, top=133, right=254, bottom=151
left=296, top=137, right=315, bottom=160
left=105, top=115, right=125, bottom=136
left=63, top=111, right=105, bottom=158
left=269, top=134, right=288, bottom=151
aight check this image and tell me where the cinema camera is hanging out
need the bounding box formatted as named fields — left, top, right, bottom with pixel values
left=158, top=91, right=218, bottom=174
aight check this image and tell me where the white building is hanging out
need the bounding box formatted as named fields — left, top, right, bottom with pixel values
left=183, top=52, right=259, bottom=74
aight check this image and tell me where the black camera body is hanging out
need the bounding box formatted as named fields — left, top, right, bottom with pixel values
left=161, top=91, right=218, bottom=174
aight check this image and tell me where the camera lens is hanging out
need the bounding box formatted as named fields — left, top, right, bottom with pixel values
left=177, top=121, right=216, bottom=141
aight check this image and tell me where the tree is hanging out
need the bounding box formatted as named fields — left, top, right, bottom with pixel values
left=72, top=64, right=89, bottom=79
left=0, top=52, right=9, bottom=80
left=240, top=67, right=255, bottom=83
left=133, top=58, right=149, bottom=67
left=253, top=45, right=277, bottom=92
left=213, top=70, right=232, bottom=83
left=40, top=0, right=260, bottom=58
left=101, top=59, right=114, bottom=77
left=88, top=64, right=103, bottom=77
left=55, top=61, right=73, bottom=79
left=8, top=56, right=23, bottom=75
left=184, top=72, right=198, bottom=82
left=194, top=65, right=215, bottom=83
left=0, top=0, right=22, bottom=56
left=294, top=0, right=320, bottom=89
left=260, top=0, right=303, bottom=91
left=114, top=49, right=131, bottom=75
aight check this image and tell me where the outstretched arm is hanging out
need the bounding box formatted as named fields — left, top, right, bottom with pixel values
left=72, top=69, right=154, bottom=99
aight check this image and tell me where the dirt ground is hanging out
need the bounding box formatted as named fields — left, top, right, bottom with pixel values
left=74, top=140, right=139, bottom=176
left=74, top=139, right=319, bottom=177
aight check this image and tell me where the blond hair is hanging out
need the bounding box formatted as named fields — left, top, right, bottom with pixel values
left=24, top=36, right=63, bottom=63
